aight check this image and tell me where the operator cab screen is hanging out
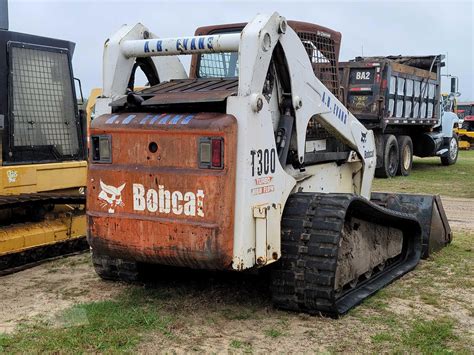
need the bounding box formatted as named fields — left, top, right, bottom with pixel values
left=198, top=51, right=239, bottom=78
left=197, top=29, right=241, bottom=79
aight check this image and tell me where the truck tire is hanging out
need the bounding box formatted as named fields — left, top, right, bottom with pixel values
left=91, top=252, right=141, bottom=282
left=397, top=136, right=413, bottom=176
left=375, top=134, right=399, bottom=178
left=441, top=135, right=459, bottom=166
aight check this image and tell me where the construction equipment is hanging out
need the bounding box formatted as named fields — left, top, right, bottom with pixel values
left=339, top=56, right=460, bottom=177
left=455, top=102, right=474, bottom=149
left=87, top=14, right=451, bottom=316
left=0, top=1, right=87, bottom=273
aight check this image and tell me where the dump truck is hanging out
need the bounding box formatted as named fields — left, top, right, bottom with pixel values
left=0, top=0, right=87, bottom=273
left=339, top=56, right=460, bottom=177
left=87, top=13, right=451, bottom=316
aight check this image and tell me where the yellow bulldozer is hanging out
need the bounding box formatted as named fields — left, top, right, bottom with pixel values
left=0, top=2, right=87, bottom=274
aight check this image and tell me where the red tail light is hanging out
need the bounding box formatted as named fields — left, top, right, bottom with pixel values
left=199, top=137, right=224, bottom=169
left=211, top=138, right=222, bottom=168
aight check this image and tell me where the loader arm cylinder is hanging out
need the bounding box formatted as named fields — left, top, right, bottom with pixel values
left=121, top=33, right=241, bottom=58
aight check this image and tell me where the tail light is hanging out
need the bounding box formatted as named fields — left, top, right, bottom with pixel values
left=199, top=137, right=224, bottom=169
left=91, top=135, right=112, bottom=163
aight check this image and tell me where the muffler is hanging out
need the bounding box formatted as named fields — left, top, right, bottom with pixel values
left=371, top=192, right=452, bottom=259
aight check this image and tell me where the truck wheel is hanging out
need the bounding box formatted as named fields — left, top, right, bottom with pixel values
left=375, top=135, right=399, bottom=178
left=91, top=252, right=141, bottom=282
left=397, top=136, right=413, bottom=176
left=441, top=135, right=459, bottom=166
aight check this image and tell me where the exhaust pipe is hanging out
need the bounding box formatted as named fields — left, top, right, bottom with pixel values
left=0, top=0, right=8, bottom=31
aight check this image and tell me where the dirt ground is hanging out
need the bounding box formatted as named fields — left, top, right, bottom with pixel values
left=439, top=196, right=474, bottom=231
left=0, top=254, right=125, bottom=334
left=0, top=195, right=473, bottom=351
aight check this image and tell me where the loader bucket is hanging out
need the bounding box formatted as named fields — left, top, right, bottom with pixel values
left=371, top=193, right=452, bottom=259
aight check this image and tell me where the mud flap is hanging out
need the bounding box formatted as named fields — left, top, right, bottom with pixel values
left=371, top=193, right=452, bottom=259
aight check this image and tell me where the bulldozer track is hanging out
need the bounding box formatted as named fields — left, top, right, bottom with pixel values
left=271, top=193, right=423, bottom=316
left=0, top=193, right=85, bottom=210
left=0, top=237, right=89, bottom=276
left=0, top=193, right=87, bottom=275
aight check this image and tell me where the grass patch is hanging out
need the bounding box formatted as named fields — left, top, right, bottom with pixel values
left=0, top=287, right=174, bottom=353
left=371, top=331, right=394, bottom=343
left=230, top=339, right=242, bottom=348
left=400, top=317, right=458, bottom=353
left=419, top=292, right=441, bottom=307
left=362, top=288, right=390, bottom=311
left=373, top=150, right=474, bottom=198
left=265, top=328, right=283, bottom=338
left=221, top=307, right=257, bottom=321
left=370, top=317, right=458, bottom=353
left=229, top=339, right=252, bottom=352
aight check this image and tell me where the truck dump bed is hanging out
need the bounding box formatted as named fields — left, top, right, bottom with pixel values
left=339, top=55, right=443, bottom=130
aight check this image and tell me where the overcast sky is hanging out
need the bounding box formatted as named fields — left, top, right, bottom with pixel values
left=7, top=0, right=474, bottom=101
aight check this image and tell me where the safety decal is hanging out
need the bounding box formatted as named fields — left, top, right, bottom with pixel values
left=122, top=114, right=136, bottom=124
left=105, top=115, right=119, bottom=124
left=104, top=114, right=195, bottom=125
left=7, top=170, right=18, bottom=183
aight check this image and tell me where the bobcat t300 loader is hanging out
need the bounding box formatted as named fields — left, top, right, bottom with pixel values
left=87, top=13, right=451, bottom=315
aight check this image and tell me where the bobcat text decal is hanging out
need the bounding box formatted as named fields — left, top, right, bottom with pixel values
left=98, top=180, right=205, bottom=217
left=133, top=184, right=205, bottom=217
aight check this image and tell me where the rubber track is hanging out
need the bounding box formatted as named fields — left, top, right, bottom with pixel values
left=91, top=252, right=141, bottom=282
left=271, top=192, right=422, bottom=317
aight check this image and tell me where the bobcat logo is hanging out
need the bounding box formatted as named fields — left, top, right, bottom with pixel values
left=98, top=180, right=126, bottom=214
left=361, top=132, right=367, bottom=143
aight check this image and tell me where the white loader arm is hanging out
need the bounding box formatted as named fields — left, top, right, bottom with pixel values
left=101, top=13, right=376, bottom=198
left=280, top=25, right=377, bottom=197
left=237, top=13, right=376, bottom=197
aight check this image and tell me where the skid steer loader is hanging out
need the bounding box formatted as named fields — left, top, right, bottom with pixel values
left=87, top=13, right=451, bottom=315
left=0, top=1, right=87, bottom=274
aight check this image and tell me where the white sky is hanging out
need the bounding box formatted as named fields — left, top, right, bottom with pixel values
left=7, top=0, right=474, bottom=101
